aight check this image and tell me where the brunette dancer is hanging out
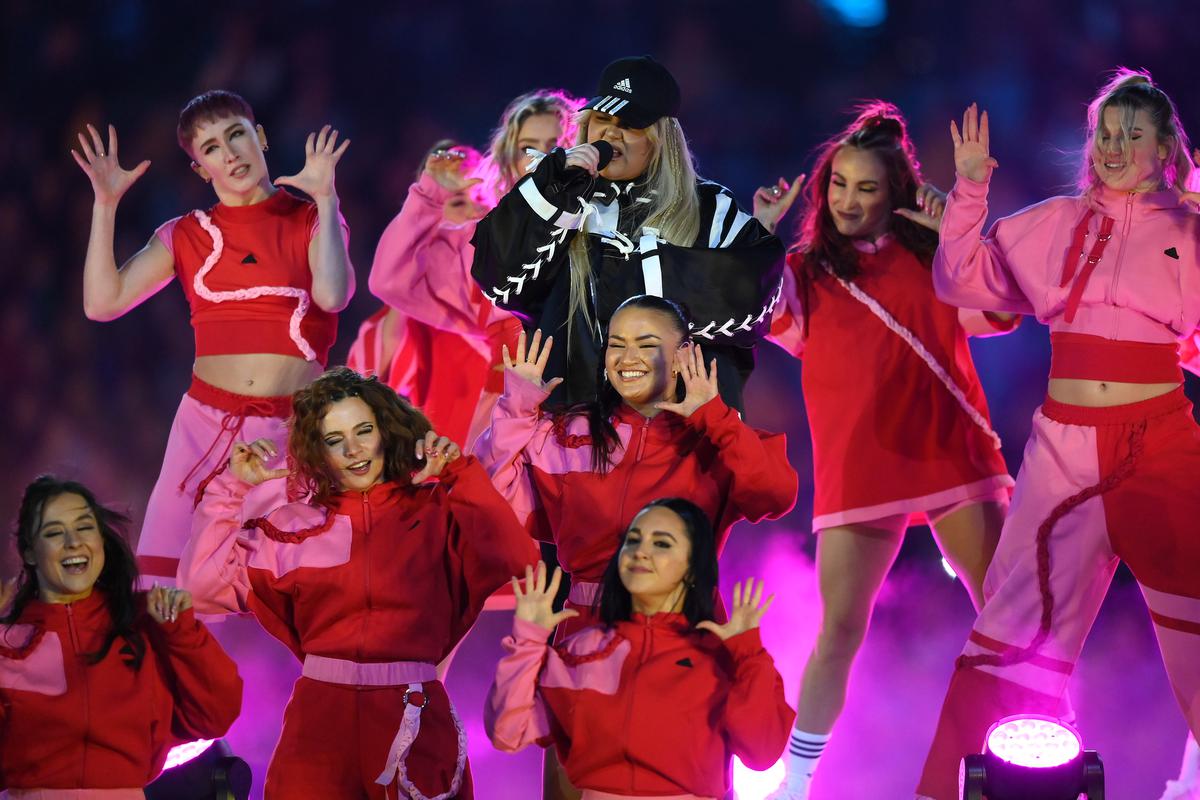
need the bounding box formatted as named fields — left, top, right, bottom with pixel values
left=756, top=103, right=1016, bottom=800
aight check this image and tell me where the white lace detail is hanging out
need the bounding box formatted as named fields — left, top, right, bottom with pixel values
left=375, top=682, right=468, bottom=800
left=690, top=277, right=784, bottom=341
left=828, top=266, right=1002, bottom=450
left=192, top=210, right=318, bottom=361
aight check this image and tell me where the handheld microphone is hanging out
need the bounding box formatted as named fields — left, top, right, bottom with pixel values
left=592, top=140, right=614, bottom=171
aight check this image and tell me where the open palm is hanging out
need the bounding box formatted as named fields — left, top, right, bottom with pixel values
left=951, top=103, right=999, bottom=182
left=513, top=561, right=579, bottom=630
left=275, top=125, right=349, bottom=200
left=696, top=578, right=775, bottom=640
left=71, top=124, right=151, bottom=206
left=502, top=329, right=563, bottom=394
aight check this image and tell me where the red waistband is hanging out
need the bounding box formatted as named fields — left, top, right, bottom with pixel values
left=1041, top=385, right=1191, bottom=426
left=1049, top=332, right=1181, bottom=383
left=187, top=374, right=293, bottom=417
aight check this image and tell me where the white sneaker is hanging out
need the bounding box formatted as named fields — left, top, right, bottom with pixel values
left=764, top=786, right=809, bottom=800
left=1159, top=779, right=1200, bottom=800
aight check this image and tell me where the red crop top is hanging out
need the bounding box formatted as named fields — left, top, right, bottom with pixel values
left=156, top=190, right=345, bottom=364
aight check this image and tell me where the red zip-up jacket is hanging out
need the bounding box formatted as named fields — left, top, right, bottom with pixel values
left=180, top=455, right=538, bottom=664
left=473, top=373, right=798, bottom=633
left=485, top=614, right=794, bottom=796
left=0, top=591, right=242, bottom=792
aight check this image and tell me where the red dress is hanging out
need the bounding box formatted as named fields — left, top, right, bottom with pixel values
left=770, top=236, right=1014, bottom=531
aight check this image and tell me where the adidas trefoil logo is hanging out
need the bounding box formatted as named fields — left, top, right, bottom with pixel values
left=241, top=253, right=258, bottom=264
left=613, top=78, right=632, bottom=93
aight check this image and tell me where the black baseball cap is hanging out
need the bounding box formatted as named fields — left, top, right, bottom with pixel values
left=582, top=55, right=681, bottom=129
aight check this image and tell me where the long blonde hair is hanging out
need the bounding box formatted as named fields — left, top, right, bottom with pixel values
left=483, top=89, right=581, bottom=202
left=566, top=110, right=702, bottom=334
left=1079, top=67, right=1194, bottom=193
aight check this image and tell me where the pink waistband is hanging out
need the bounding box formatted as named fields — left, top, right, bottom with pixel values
left=302, top=655, right=437, bottom=686
left=567, top=581, right=602, bottom=607
left=9, top=791, right=144, bottom=799
left=581, top=792, right=715, bottom=800
left=1041, top=385, right=1191, bottom=427
left=187, top=374, right=292, bottom=417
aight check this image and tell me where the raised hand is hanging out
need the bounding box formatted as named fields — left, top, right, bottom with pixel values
left=147, top=584, right=192, bottom=624
left=513, top=561, right=580, bottom=630
left=0, top=577, right=18, bottom=614
left=951, top=103, right=998, bottom=182
left=229, top=438, right=289, bottom=486
left=275, top=125, right=350, bottom=200
left=412, top=430, right=462, bottom=484
left=70, top=124, right=151, bottom=206
left=563, top=143, right=601, bottom=175
left=502, top=329, right=564, bottom=394
left=1177, top=149, right=1200, bottom=207
left=696, top=578, right=775, bottom=641
left=424, top=145, right=483, bottom=193
left=894, top=182, right=949, bottom=232
left=655, top=342, right=719, bottom=418
left=753, top=174, right=805, bottom=234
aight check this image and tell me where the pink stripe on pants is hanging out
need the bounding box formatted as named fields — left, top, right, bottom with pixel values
left=918, top=387, right=1200, bottom=799
left=136, top=376, right=290, bottom=581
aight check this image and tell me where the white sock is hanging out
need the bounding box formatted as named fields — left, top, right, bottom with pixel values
left=1179, top=733, right=1199, bottom=784
left=783, top=729, right=830, bottom=793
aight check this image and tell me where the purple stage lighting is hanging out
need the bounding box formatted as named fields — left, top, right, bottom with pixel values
left=163, top=738, right=216, bottom=770
left=960, top=715, right=1105, bottom=800
left=986, top=715, right=1082, bottom=769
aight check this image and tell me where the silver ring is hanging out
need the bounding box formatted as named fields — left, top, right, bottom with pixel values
left=97, top=151, right=106, bottom=158
left=770, top=186, right=782, bottom=197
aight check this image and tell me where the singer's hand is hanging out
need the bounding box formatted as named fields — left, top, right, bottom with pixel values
left=564, top=144, right=600, bottom=176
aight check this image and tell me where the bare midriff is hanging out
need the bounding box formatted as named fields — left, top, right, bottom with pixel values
left=1047, top=378, right=1181, bottom=408
left=193, top=353, right=324, bottom=397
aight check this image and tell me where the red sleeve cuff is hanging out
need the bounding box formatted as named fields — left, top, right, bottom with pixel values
left=722, top=628, right=766, bottom=661
left=681, top=395, right=732, bottom=432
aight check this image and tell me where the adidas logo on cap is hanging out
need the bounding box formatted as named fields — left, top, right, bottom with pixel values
left=613, top=78, right=632, bottom=92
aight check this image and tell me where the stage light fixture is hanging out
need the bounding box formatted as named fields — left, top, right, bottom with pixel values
left=146, top=738, right=251, bottom=800
left=959, top=714, right=1104, bottom=800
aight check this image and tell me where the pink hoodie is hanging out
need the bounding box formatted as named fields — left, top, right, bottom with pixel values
left=367, top=173, right=516, bottom=360
left=934, top=175, right=1200, bottom=372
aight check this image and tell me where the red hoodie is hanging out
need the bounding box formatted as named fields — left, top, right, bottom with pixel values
left=0, top=591, right=242, bottom=792
left=180, top=455, right=538, bottom=663
left=485, top=614, right=794, bottom=797
left=472, top=373, right=798, bottom=634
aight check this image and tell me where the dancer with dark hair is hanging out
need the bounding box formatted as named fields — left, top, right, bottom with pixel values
left=351, top=90, right=580, bottom=446
left=756, top=102, right=1017, bottom=800
left=471, top=56, right=784, bottom=411
left=71, top=89, right=355, bottom=582
left=917, top=69, right=1200, bottom=800
left=474, top=295, right=797, bottom=637
left=485, top=498, right=794, bottom=799
left=179, top=366, right=537, bottom=799
left=0, top=476, right=242, bottom=798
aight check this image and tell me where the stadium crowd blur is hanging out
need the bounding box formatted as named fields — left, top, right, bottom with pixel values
left=3, top=0, right=1198, bottom=574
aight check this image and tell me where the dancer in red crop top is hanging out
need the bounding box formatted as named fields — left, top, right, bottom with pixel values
left=71, top=90, right=355, bottom=582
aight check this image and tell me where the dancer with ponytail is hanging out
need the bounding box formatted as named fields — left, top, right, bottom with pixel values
left=179, top=367, right=537, bottom=798
left=71, top=90, right=355, bottom=582
left=754, top=103, right=1017, bottom=800
left=0, top=476, right=241, bottom=797
left=350, top=90, right=579, bottom=446
left=485, top=499, right=794, bottom=800
left=471, top=56, right=784, bottom=411
left=917, top=70, right=1200, bottom=800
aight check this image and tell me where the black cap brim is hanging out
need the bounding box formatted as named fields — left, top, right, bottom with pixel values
left=582, top=94, right=658, bottom=129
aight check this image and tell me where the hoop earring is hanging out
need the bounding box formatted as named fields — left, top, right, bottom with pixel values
left=262, top=144, right=269, bottom=152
